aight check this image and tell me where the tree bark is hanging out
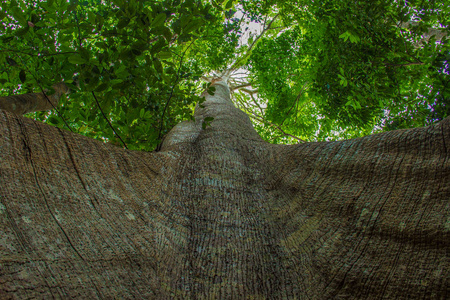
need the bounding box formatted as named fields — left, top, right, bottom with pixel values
left=0, top=79, right=448, bottom=299
left=0, top=83, right=68, bottom=115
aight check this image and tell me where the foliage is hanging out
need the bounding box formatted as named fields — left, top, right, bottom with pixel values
left=0, top=0, right=234, bottom=150
left=248, top=0, right=450, bottom=141
left=0, top=0, right=449, bottom=149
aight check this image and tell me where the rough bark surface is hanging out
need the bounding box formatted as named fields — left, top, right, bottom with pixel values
left=0, top=79, right=449, bottom=299
left=0, top=83, right=68, bottom=115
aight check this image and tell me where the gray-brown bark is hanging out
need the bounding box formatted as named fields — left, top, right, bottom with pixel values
left=0, top=82, right=68, bottom=115
left=0, top=79, right=449, bottom=299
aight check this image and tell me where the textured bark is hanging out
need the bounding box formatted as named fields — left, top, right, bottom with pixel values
left=0, top=83, right=68, bottom=115
left=0, top=79, right=449, bottom=299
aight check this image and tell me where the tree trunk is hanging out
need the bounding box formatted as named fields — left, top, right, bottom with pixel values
left=0, top=79, right=448, bottom=299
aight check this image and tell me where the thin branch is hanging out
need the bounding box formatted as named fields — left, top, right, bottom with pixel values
left=100, top=32, right=152, bottom=43
left=246, top=110, right=305, bottom=143
left=281, top=81, right=309, bottom=126
left=385, top=62, right=425, bottom=67
left=157, top=40, right=195, bottom=141
left=230, top=13, right=280, bottom=71
left=0, top=49, right=78, bottom=57
left=269, top=25, right=292, bottom=30
left=37, top=85, right=73, bottom=132
left=239, top=88, right=259, bottom=95
left=236, top=14, right=246, bottom=30
left=270, top=134, right=283, bottom=142
left=74, top=12, right=83, bottom=49
left=234, top=93, right=246, bottom=110
left=230, top=77, right=250, bottom=85
left=92, top=91, right=128, bottom=149
left=16, top=56, right=74, bottom=132
left=231, top=82, right=255, bottom=91
left=230, top=71, right=250, bottom=76
left=250, top=94, right=264, bottom=116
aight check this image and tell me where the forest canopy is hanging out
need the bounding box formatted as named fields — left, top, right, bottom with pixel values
left=0, top=0, right=449, bottom=150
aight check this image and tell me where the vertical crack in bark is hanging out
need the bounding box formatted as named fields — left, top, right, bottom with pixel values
left=441, top=125, right=448, bottom=156
left=15, top=115, right=103, bottom=298
left=60, top=131, right=101, bottom=214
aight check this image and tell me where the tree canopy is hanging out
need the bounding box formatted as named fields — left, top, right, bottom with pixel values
left=1, top=0, right=449, bottom=150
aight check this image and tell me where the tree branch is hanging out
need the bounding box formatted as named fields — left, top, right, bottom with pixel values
left=92, top=91, right=128, bottom=149
left=0, top=49, right=78, bottom=57
left=249, top=93, right=265, bottom=116
left=385, top=62, right=425, bottom=67
left=230, top=83, right=255, bottom=91
left=157, top=40, right=195, bottom=142
left=246, top=110, right=305, bottom=143
left=230, top=13, right=280, bottom=71
left=0, top=82, right=69, bottom=115
left=281, top=82, right=309, bottom=126
left=239, top=88, right=259, bottom=95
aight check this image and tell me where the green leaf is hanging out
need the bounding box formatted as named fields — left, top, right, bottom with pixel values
left=161, top=26, right=173, bottom=42
left=349, top=34, right=360, bottom=43
left=6, top=57, right=17, bottom=66
left=88, top=11, right=95, bottom=22
left=19, top=70, right=26, bottom=83
left=224, top=0, right=234, bottom=9
left=202, top=117, right=214, bottom=130
left=211, top=0, right=223, bottom=11
left=153, top=58, right=163, bottom=75
left=131, top=48, right=142, bottom=56
left=95, top=83, right=108, bottom=92
left=15, top=27, right=29, bottom=36
left=140, top=108, right=145, bottom=118
left=207, top=86, right=216, bottom=95
left=117, top=17, right=130, bottom=29
left=161, top=73, right=172, bottom=83
left=151, top=13, right=166, bottom=27
left=47, top=116, right=59, bottom=124
left=11, top=6, right=27, bottom=26
left=151, top=38, right=166, bottom=54
left=114, top=65, right=129, bottom=79
left=86, top=76, right=99, bottom=91
left=2, top=36, right=14, bottom=43
left=119, top=49, right=131, bottom=61
left=158, top=51, right=172, bottom=60
left=68, top=55, right=86, bottom=64
left=183, top=20, right=203, bottom=34
left=339, top=31, right=350, bottom=42
left=79, top=47, right=90, bottom=61
left=31, top=13, right=39, bottom=24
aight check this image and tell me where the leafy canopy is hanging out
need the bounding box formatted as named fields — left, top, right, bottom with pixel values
left=0, top=0, right=449, bottom=149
